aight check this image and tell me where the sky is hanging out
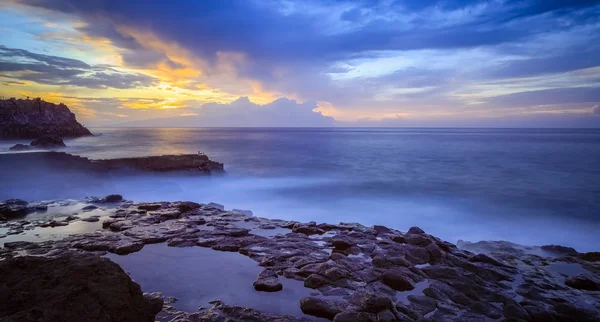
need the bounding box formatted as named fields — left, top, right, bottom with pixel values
left=0, top=0, right=599, bottom=127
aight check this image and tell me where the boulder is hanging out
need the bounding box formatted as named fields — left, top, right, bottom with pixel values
left=565, top=274, right=600, bottom=291
left=300, top=297, right=346, bottom=320
left=381, top=269, right=415, bottom=291
left=407, top=226, right=425, bottom=234
left=103, top=194, right=124, bottom=203
left=30, top=135, right=66, bottom=148
left=0, top=254, right=162, bottom=322
left=0, top=199, right=31, bottom=219
left=253, top=269, right=283, bottom=292
left=359, top=293, right=394, bottom=313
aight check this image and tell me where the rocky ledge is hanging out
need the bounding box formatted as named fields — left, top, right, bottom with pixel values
left=0, top=151, right=224, bottom=174
left=0, top=97, right=92, bottom=139
left=0, top=254, right=162, bottom=322
left=1, top=198, right=599, bottom=322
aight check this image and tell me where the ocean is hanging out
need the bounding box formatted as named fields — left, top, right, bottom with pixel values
left=1, top=127, right=599, bottom=251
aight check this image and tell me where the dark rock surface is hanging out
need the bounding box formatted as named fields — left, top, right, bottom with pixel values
left=0, top=199, right=33, bottom=220
left=1, top=198, right=600, bottom=322
left=8, top=143, right=32, bottom=151
left=0, top=97, right=92, bottom=139
left=0, top=151, right=224, bottom=174
left=30, top=135, right=66, bottom=148
left=0, top=254, right=162, bottom=322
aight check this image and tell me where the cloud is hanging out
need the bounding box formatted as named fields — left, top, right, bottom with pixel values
left=593, top=104, right=600, bottom=114
left=485, top=86, right=600, bottom=107
left=4, top=0, right=600, bottom=127
left=114, top=97, right=334, bottom=127
left=0, top=45, right=157, bottom=89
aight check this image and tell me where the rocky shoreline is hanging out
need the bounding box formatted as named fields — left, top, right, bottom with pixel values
left=1, top=197, right=599, bottom=321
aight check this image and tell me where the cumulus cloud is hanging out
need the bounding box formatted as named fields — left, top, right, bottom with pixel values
left=114, top=97, right=335, bottom=127
left=0, top=46, right=157, bottom=89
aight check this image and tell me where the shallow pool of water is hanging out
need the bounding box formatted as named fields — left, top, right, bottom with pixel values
left=106, top=243, right=314, bottom=316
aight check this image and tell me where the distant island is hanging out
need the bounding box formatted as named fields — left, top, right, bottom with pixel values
left=0, top=97, right=92, bottom=139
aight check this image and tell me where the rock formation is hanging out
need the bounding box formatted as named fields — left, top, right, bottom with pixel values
left=0, top=97, right=92, bottom=139
left=0, top=254, right=163, bottom=322
left=30, top=135, right=67, bottom=148
left=0, top=151, right=224, bottom=174
left=9, top=135, right=67, bottom=151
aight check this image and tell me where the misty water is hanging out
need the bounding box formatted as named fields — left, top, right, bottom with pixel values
left=1, top=128, right=599, bottom=251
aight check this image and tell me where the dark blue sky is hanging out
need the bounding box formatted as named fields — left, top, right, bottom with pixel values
left=1, top=0, right=599, bottom=126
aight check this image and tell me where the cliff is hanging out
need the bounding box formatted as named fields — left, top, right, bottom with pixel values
left=0, top=97, right=92, bottom=139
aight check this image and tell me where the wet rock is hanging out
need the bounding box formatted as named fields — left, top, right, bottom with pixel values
left=82, top=205, right=98, bottom=211
left=300, top=296, right=346, bottom=320
left=469, top=253, right=504, bottom=266
left=407, top=226, right=425, bottom=234
left=253, top=269, right=283, bottom=292
left=143, top=292, right=165, bottom=314
left=3, top=241, right=36, bottom=249
left=373, top=225, right=393, bottom=234
left=82, top=216, right=100, bottom=222
left=333, top=312, right=377, bottom=322
left=41, top=220, right=69, bottom=227
left=565, top=274, right=600, bottom=291
left=304, top=273, right=333, bottom=289
left=405, top=234, right=433, bottom=247
left=332, top=237, right=354, bottom=250
left=207, top=202, right=225, bottom=210
left=112, top=241, right=144, bottom=255
left=581, top=252, right=600, bottom=262
left=404, top=244, right=431, bottom=264
left=293, top=223, right=325, bottom=236
left=359, top=293, right=394, bottom=313
left=470, top=300, right=503, bottom=319
left=503, top=301, right=532, bottom=321
left=102, top=219, right=116, bottom=228
left=138, top=203, right=162, bottom=211
left=232, top=208, right=253, bottom=216
left=541, top=245, right=578, bottom=256
left=30, top=135, right=66, bottom=148
left=103, top=194, right=123, bottom=203
left=178, top=201, right=201, bottom=213
left=377, top=310, right=399, bottom=322
left=212, top=227, right=249, bottom=237
left=0, top=199, right=31, bottom=219
left=63, top=215, right=79, bottom=222
left=9, top=144, right=32, bottom=151
left=0, top=254, right=161, bottom=322
left=381, top=269, right=415, bottom=291
left=109, top=220, right=133, bottom=232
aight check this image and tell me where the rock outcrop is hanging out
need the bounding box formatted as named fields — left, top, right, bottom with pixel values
left=9, top=135, right=67, bottom=151
left=0, top=151, right=224, bottom=174
left=0, top=254, right=163, bottom=322
left=0, top=97, right=92, bottom=139
left=30, top=135, right=67, bottom=148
